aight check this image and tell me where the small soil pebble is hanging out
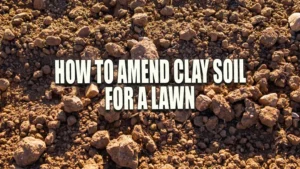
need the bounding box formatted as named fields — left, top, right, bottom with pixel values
left=33, top=0, right=45, bottom=10
left=130, top=38, right=159, bottom=59
left=13, top=137, right=46, bottom=166
left=67, top=116, right=77, bottom=126
left=77, top=26, right=91, bottom=38
left=85, top=83, right=99, bottom=98
left=259, top=106, right=279, bottom=128
left=259, top=27, right=278, bottom=48
left=0, top=78, right=10, bottom=91
left=210, top=95, right=234, bottom=122
left=107, top=135, right=140, bottom=169
left=132, top=13, right=148, bottom=27
left=91, top=130, right=110, bottom=149
left=196, top=94, right=212, bottom=111
left=160, top=6, right=174, bottom=16
left=180, top=28, right=197, bottom=41
left=259, top=93, right=278, bottom=107
left=46, top=36, right=61, bottom=46
left=4, top=29, right=15, bottom=41
left=63, top=96, right=84, bottom=113
left=105, top=43, right=126, bottom=58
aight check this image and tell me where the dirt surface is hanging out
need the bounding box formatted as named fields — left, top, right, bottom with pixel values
left=1, top=0, right=300, bottom=168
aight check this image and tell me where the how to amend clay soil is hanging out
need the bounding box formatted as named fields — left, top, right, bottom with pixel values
left=1, top=0, right=300, bottom=168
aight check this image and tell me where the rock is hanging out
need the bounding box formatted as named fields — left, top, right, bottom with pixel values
left=91, top=130, right=110, bottom=149
left=161, top=164, right=175, bottom=169
left=98, top=99, right=120, bottom=123
left=238, top=99, right=260, bottom=129
left=174, top=110, right=191, bottom=123
left=67, top=116, right=77, bottom=126
left=127, top=39, right=139, bottom=49
left=45, top=130, right=55, bottom=145
left=253, top=69, right=270, bottom=82
left=132, top=13, right=148, bottom=27
left=105, top=43, right=126, bottom=58
left=0, top=78, right=10, bottom=91
left=259, top=93, right=278, bottom=107
left=132, top=125, right=145, bottom=141
left=43, top=16, right=52, bottom=26
left=4, top=29, right=15, bottom=41
left=288, top=76, right=300, bottom=90
left=291, top=89, right=300, bottom=103
left=287, top=134, right=300, bottom=145
left=106, top=135, right=140, bottom=169
left=130, top=38, right=159, bottom=59
left=33, top=0, right=45, bottom=10
left=85, top=83, right=99, bottom=98
left=83, top=163, right=98, bottom=169
left=210, top=95, right=234, bottom=122
left=34, top=38, right=45, bottom=48
left=288, top=13, right=300, bottom=32
left=259, top=106, right=279, bottom=127
left=63, top=96, right=84, bottom=113
left=226, top=88, right=252, bottom=103
left=250, top=3, right=261, bottom=13
left=259, top=27, right=278, bottom=48
left=160, top=6, right=174, bottom=16
left=195, top=95, right=212, bottom=111
left=179, top=28, right=197, bottom=41
left=205, top=116, right=218, bottom=130
left=42, top=65, right=51, bottom=75
left=144, top=136, right=157, bottom=153
left=129, top=0, right=146, bottom=9
left=13, top=137, right=46, bottom=166
left=33, top=70, right=43, bottom=79
left=91, top=3, right=102, bottom=13
left=204, top=9, right=216, bottom=16
left=77, top=26, right=91, bottom=38
left=159, top=39, right=170, bottom=48
left=88, top=121, right=98, bottom=135
left=45, top=36, right=61, bottom=46
left=81, top=46, right=101, bottom=62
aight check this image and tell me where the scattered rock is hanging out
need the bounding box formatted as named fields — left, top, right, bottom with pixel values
left=67, top=116, right=77, bottom=126
left=132, top=13, right=148, bottom=27
left=45, top=36, right=61, bottom=46
left=129, top=0, right=146, bottom=9
left=77, top=26, right=91, bottom=38
left=132, top=125, right=145, bottom=141
left=259, top=93, right=278, bottom=107
left=291, top=89, right=300, bottom=103
left=259, top=106, right=279, bottom=127
left=0, top=78, right=10, bottom=91
left=179, top=28, right=197, bottom=41
left=238, top=99, right=260, bottom=129
left=130, top=38, right=159, bottom=59
left=210, top=95, right=234, bottom=122
left=91, top=131, right=110, bottom=149
left=81, top=46, right=101, bottom=62
left=174, top=110, right=191, bottom=123
left=288, top=13, right=300, bottom=32
left=85, top=83, right=99, bottom=98
left=33, top=0, right=45, bottom=10
left=4, top=29, right=15, bottom=41
left=160, top=6, right=174, bottom=16
left=287, top=134, right=300, bottom=145
left=63, top=96, right=84, bottom=113
left=107, top=135, right=140, bottom=169
left=260, top=27, right=278, bottom=48
left=13, top=137, right=46, bottom=166
left=195, top=94, right=212, bottom=111
left=105, top=43, right=126, bottom=57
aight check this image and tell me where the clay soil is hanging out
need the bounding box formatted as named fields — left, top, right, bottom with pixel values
left=1, top=0, right=300, bottom=169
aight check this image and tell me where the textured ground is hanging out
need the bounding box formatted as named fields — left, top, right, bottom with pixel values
left=1, top=0, right=300, bottom=168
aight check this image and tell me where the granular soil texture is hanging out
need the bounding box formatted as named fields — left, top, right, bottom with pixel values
left=1, top=0, right=300, bottom=168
